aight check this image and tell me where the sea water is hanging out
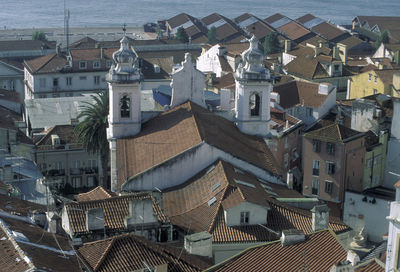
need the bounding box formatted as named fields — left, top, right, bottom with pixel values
left=1, top=0, right=399, bottom=29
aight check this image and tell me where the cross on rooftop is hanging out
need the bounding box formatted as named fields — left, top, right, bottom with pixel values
left=123, top=23, right=127, bottom=35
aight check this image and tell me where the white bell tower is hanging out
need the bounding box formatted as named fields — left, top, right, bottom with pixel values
left=107, top=29, right=142, bottom=192
left=234, top=35, right=272, bottom=136
left=106, top=33, right=142, bottom=139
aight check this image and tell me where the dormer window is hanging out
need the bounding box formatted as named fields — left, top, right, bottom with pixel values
left=120, top=95, right=131, bottom=118
left=79, top=61, right=87, bottom=69
left=93, top=60, right=100, bottom=69
left=106, top=59, right=113, bottom=68
left=240, top=211, right=250, bottom=224
left=250, top=93, right=260, bottom=116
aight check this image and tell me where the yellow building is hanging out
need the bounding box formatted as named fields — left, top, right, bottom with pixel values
left=347, top=69, right=400, bottom=99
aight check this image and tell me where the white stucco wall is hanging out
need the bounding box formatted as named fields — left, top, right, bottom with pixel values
left=224, top=202, right=269, bottom=226
left=122, top=143, right=283, bottom=191
left=343, top=191, right=391, bottom=242
left=384, top=99, right=400, bottom=188
left=61, top=206, right=73, bottom=238
left=197, top=45, right=224, bottom=77
left=282, top=52, right=296, bottom=66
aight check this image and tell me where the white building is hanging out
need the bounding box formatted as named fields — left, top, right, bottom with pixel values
left=385, top=182, right=400, bottom=271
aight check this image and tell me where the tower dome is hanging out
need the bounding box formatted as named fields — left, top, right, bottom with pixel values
left=236, top=35, right=270, bottom=81
left=112, top=36, right=137, bottom=67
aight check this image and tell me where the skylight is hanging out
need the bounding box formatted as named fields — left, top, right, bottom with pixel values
left=208, top=197, right=217, bottom=206
left=234, top=179, right=256, bottom=188
left=206, top=165, right=216, bottom=174
left=211, top=182, right=220, bottom=192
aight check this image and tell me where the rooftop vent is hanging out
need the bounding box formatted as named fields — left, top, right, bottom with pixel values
left=280, top=229, right=305, bottom=246
left=234, top=179, right=256, bottom=188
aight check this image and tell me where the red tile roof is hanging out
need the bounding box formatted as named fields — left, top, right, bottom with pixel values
left=304, top=119, right=364, bottom=143
left=355, top=258, right=385, bottom=272
left=206, top=230, right=347, bottom=272
left=65, top=193, right=167, bottom=235
left=78, top=234, right=207, bottom=272
left=117, top=101, right=282, bottom=190
left=163, top=160, right=348, bottom=244
left=77, top=186, right=117, bottom=202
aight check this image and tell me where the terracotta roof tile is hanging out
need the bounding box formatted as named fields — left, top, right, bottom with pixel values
left=118, top=101, right=282, bottom=189
left=65, top=193, right=167, bottom=235
left=77, top=186, right=117, bottom=202
left=0, top=195, right=45, bottom=216
left=285, top=55, right=329, bottom=79
left=0, top=227, right=30, bottom=272
left=214, top=73, right=235, bottom=90
left=305, top=119, right=364, bottom=142
left=273, top=81, right=331, bottom=109
left=297, top=13, right=317, bottom=24
left=278, top=21, right=312, bottom=41
left=78, top=234, right=205, bottom=272
left=355, top=258, right=385, bottom=272
left=206, top=230, right=347, bottom=272
left=312, top=22, right=349, bottom=41
left=0, top=89, right=22, bottom=104
left=0, top=40, right=56, bottom=52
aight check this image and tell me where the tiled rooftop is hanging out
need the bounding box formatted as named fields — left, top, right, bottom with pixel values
left=76, top=186, right=117, bottom=202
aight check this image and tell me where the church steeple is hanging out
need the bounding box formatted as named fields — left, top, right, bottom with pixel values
left=234, top=35, right=272, bottom=137
left=106, top=31, right=142, bottom=140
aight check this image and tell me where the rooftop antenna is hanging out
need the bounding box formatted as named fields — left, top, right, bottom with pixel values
left=64, top=0, right=70, bottom=52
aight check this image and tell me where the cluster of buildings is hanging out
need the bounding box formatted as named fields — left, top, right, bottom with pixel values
left=0, top=11, right=400, bottom=271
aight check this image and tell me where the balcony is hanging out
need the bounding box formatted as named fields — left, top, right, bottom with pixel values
left=70, top=168, right=84, bottom=175
left=46, top=169, right=65, bottom=177
left=84, top=167, right=98, bottom=174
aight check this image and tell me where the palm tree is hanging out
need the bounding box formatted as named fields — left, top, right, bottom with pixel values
left=75, top=92, right=109, bottom=188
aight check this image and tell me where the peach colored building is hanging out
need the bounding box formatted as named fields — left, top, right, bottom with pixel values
left=302, top=120, right=366, bottom=209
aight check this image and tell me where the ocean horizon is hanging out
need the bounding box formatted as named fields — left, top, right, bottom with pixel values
left=1, top=0, right=400, bottom=29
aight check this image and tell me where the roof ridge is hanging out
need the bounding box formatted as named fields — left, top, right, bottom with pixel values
left=35, top=125, right=57, bottom=146
left=93, top=236, right=116, bottom=271
left=336, top=123, right=342, bottom=140
left=68, top=192, right=151, bottom=206
left=35, top=53, right=58, bottom=73
left=208, top=186, right=230, bottom=233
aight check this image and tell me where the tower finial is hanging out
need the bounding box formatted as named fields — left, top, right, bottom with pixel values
left=123, top=23, right=127, bottom=36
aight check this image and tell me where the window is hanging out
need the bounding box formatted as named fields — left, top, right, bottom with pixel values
left=325, top=181, right=333, bottom=194
left=106, top=59, right=113, bottom=68
left=373, top=88, right=378, bottom=94
left=55, top=161, right=63, bottom=170
left=120, top=95, right=131, bottom=118
left=312, top=140, right=321, bottom=153
left=53, top=78, right=58, bottom=87
left=94, top=76, right=100, bottom=85
left=88, top=159, right=97, bottom=168
left=79, top=61, right=87, bottom=69
left=66, top=77, right=72, bottom=86
left=312, top=179, right=319, bottom=195
left=368, top=74, right=372, bottom=81
left=249, top=93, right=260, bottom=116
left=326, top=142, right=335, bottom=155
left=93, top=60, right=100, bottom=69
left=326, top=161, right=335, bottom=175
left=39, top=78, right=46, bottom=88
left=306, top=107, right=313, bottom=117
left=240, top=211, right=250, bottom=224
left=72, top=177, right=82, bottom=188
left=312, top=160, right=320, bottom=176
left=334, top=64, right=340, bottom=71
left=374, top=76, right=378, bottom=84
left=87, top=176, right=95, bottom=187
left=72, top=160, right=81, bottom=169
left=79, top=76, right=87, bottom=80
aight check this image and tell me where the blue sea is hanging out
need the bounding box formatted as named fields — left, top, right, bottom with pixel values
left=1, top=0, right=400, bottom=29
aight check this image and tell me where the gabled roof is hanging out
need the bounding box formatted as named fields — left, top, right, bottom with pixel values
left=163, top=159, right=348, bottom=244
left=35, top=124, right=80, bottom=147
left=202, top=13, right=244, bottom=42
left=76, top=186, right=117, bottom=202
left=285, top=55, right=330, bottom=79
left=0, top=40, right=56, bottom=52
left=374, top=68, right=400, bottom=85
left=205, top=230, right=347, bottom=272
left=273, top=80, right=332, bottom=109
left=270, top=108, right=302, bottom=132
left=235, top=13, right=277, bottom=41
left=78, top=234, right=207, bottom=272
left=24, top=53, right=64, bottom=74
left=65, top=193, right=167, bottom=235
left=305, top=119, right=364, bottom=143
left=0, top=215, right=80, bottom=272
left=117, top=101, right=282, bottom=189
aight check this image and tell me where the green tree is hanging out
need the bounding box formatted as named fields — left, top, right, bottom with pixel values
left=206, top=26, right=218, bottom=45
left=174, top=26, right=189, bottom=43
left=75, top=92, right=109, bottom=188
left=376, top=30, right=390, bottom=48
left=32, top=30, right=47, bottom=41
left=264, top=31, right=280, bottom=55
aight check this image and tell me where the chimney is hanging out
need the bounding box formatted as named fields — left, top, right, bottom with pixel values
left=287, top=170, right=293, bottom=189
left=86, top=208, right=105, bottom=231
left=217, top=46, right=226, bottom=56
left=346, top=250, right=360, bottom=266
left=284, top=40, right=291, bottom=53
left=311, top=204, right=329, bottom=231
left=280, top=229, right=305, bottom=246
left=56, top=43, right=61, bottom=56
left=184, top=231, right=213, bottom=257
left=100, top=47, right=104, bottom=59
left=318, top=83, right=330, bottom=95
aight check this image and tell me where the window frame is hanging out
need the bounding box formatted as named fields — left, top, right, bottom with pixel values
left=240, top=211, right=250, bottom=225
left=326, top=142, right=335, bottom=155
left=94, top=75, right=100, bottom=85
left=312, top=160, right=320, bottom=176
left=79, top=61, right=87, bottom=70
left=326, top=161, right=336, bottom=175
left=325, top=180, right=333, bottom=194
left=93, top=60, right=101, bottom=69
left=311, top=179, right=319, bottom=195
